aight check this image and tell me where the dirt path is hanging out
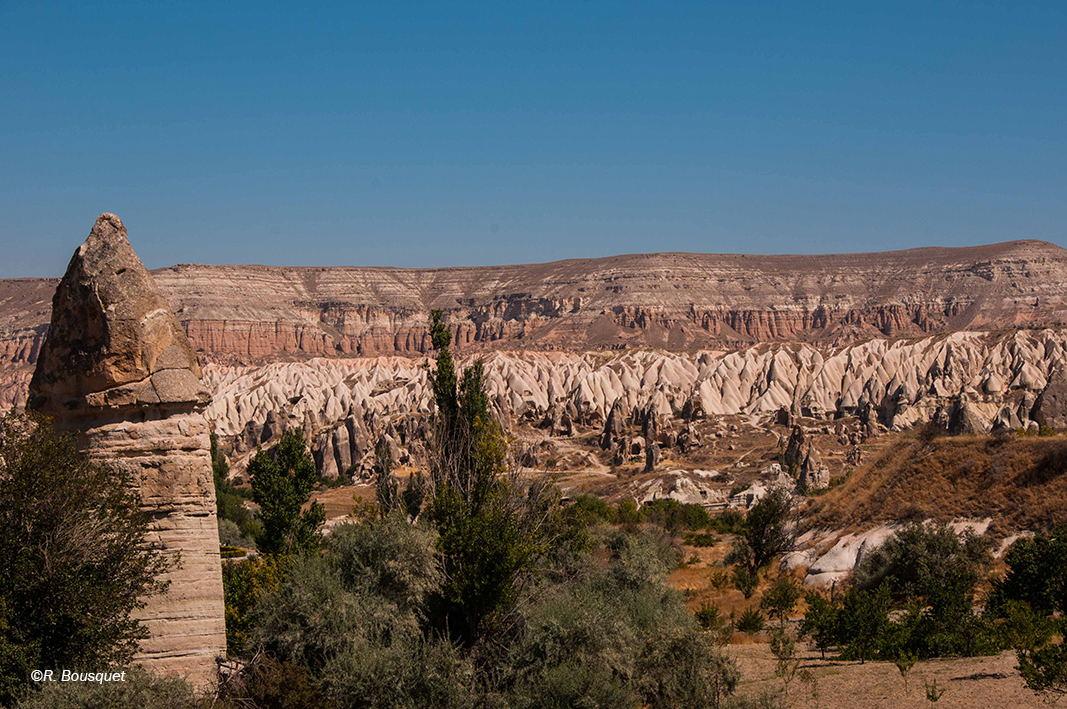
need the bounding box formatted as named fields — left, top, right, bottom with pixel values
left=727, top=643, right=1045, bottom=708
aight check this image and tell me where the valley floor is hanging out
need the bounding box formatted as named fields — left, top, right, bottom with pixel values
left=729, top=644, right=1043, bottom=708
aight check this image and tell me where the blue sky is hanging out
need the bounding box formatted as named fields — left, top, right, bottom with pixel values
left=1, top=1, right=1064, bottom=277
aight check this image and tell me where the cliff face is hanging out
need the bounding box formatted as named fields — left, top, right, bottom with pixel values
left=27, top=214, right=225, bottom=688
left=1, top=240, right=1066, bottom=373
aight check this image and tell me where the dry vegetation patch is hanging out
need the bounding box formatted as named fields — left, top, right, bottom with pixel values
left=807, top=433, right=1067, bottom=535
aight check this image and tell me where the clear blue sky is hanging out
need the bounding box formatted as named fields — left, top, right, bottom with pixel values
left=1, top=2, right=1064, bottom=277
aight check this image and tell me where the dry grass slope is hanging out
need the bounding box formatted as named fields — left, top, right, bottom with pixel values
left=807, top=432, right=1067, bottom=535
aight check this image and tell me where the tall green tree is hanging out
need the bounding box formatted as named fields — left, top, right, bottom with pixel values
left=249, top=429, right=324, bottom=556
left=424, top=310, right=541, bottom=645
left=0, top=412, right=168, bottom=704
left=726, top=487, right=797, bottom=578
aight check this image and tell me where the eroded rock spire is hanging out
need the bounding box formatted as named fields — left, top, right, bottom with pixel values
left=28, top=213, right=225, bottom=687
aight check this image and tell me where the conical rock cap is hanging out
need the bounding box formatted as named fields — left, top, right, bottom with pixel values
left=28, top=213, right=208, bottom=412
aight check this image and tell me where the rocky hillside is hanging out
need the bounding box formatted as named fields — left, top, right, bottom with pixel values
left=198, top=329, right=1067, bottom=479
left=4, top=240, right=1067, bottom=370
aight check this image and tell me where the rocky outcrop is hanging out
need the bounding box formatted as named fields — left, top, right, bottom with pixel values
left=27, top=214, right=224, bottom=688
left=192, top=329, right=1067, bottom=477
left=1031, top=367, right=1067, bottom=430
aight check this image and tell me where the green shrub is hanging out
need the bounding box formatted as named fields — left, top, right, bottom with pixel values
left=222, top=555, right=289, bottom=656
left=686, top=532, right=718, bottom=547
left=835, top=583, right=891, bottom=663
left=1017, top=639, right=1067, bottom=702
left=709, top=569, right=731, bottom=590
left=616, top=498, right=644, bottom=526
left=732, top=566, right=759, bottom=599
left=570, top=494, right=617, bottom=524
left=695, top=601, right=733, bottom=645
left=736, top=608, right=765, bottom=634
left=637, top=628, right=740, bottom=709
left=989, top=528, right=1067, bottom=617
left=709, top=509, right=746, bottom=535
left=852, top=522, right=992, bottom=603
left=0, top=412, right=168, bottom=705
left=16, top=666, right=200, bottom=709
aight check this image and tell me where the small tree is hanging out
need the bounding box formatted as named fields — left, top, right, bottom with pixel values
left=249, top=429, right=325, bottom=556
left=726, top=488, right=798, bottom=579
left=895, top=652, right=917, bottom=695
left=0, top=412, right=168, bottom=704
left=761, top=576, right=801, bottom=628
left=800, top=591, right=839, bottom=660
left=732, top=565, right=759, bottom=599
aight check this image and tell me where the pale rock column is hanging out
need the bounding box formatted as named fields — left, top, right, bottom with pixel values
left=27, top=213, right=226, bottom=688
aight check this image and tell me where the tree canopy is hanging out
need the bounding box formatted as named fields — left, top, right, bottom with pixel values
left=248, top=429, right=324, bottom=556
left=0, top=412, right=167, bottom=704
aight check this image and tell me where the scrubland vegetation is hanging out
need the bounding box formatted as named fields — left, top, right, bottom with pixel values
left=3, top=313, right=1067, bottom=707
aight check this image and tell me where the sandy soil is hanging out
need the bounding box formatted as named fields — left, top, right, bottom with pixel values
left=727, top=643, right=1045, bottom=708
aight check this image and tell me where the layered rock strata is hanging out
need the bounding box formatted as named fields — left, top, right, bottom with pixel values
left=2, top=241, right=1067, bottom=381
left=27, top=214, right=225, bottom=688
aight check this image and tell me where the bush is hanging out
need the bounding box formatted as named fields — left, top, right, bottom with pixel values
left=852, top=522, right=992, bottom=602
left=16, top=666, right=200, bottom=709
left=732, top=566, right=759, bottom=599
left=695, top=602, right=733, bottom=645
left=709, top=509, right=746, bottom=535
left=1018, top=639, right=1067, bottom=702
left=616, top=498, right=643, bottom=526
left=252, top=554, right=420, bottom=673
left=0, top=412, right=168, bottom=704
left=217, top=519, right=248, bottom=548
left=218, top=655, right=331, bottom=709
left=637, top=628, right=740, bottom=708
left=506, top=526, right=738, bottom=708
left=989, top=528, right=1067, bottom=617
left=685, top=532, right=717, bottom=547
left=326, top=517, right=441, bottom=617
left=643, top=499, right=712, bottom=534
left=835, top=583, right=892, bottom=663
left=325, top=638, right=470, bottom=709
left=212, top=434, right=260, bottom=548
left=222, top=555, right=289, bottom=656
left=570, top=494, right=617, bottom=524
left=736, top=608, right=765, bottom=634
